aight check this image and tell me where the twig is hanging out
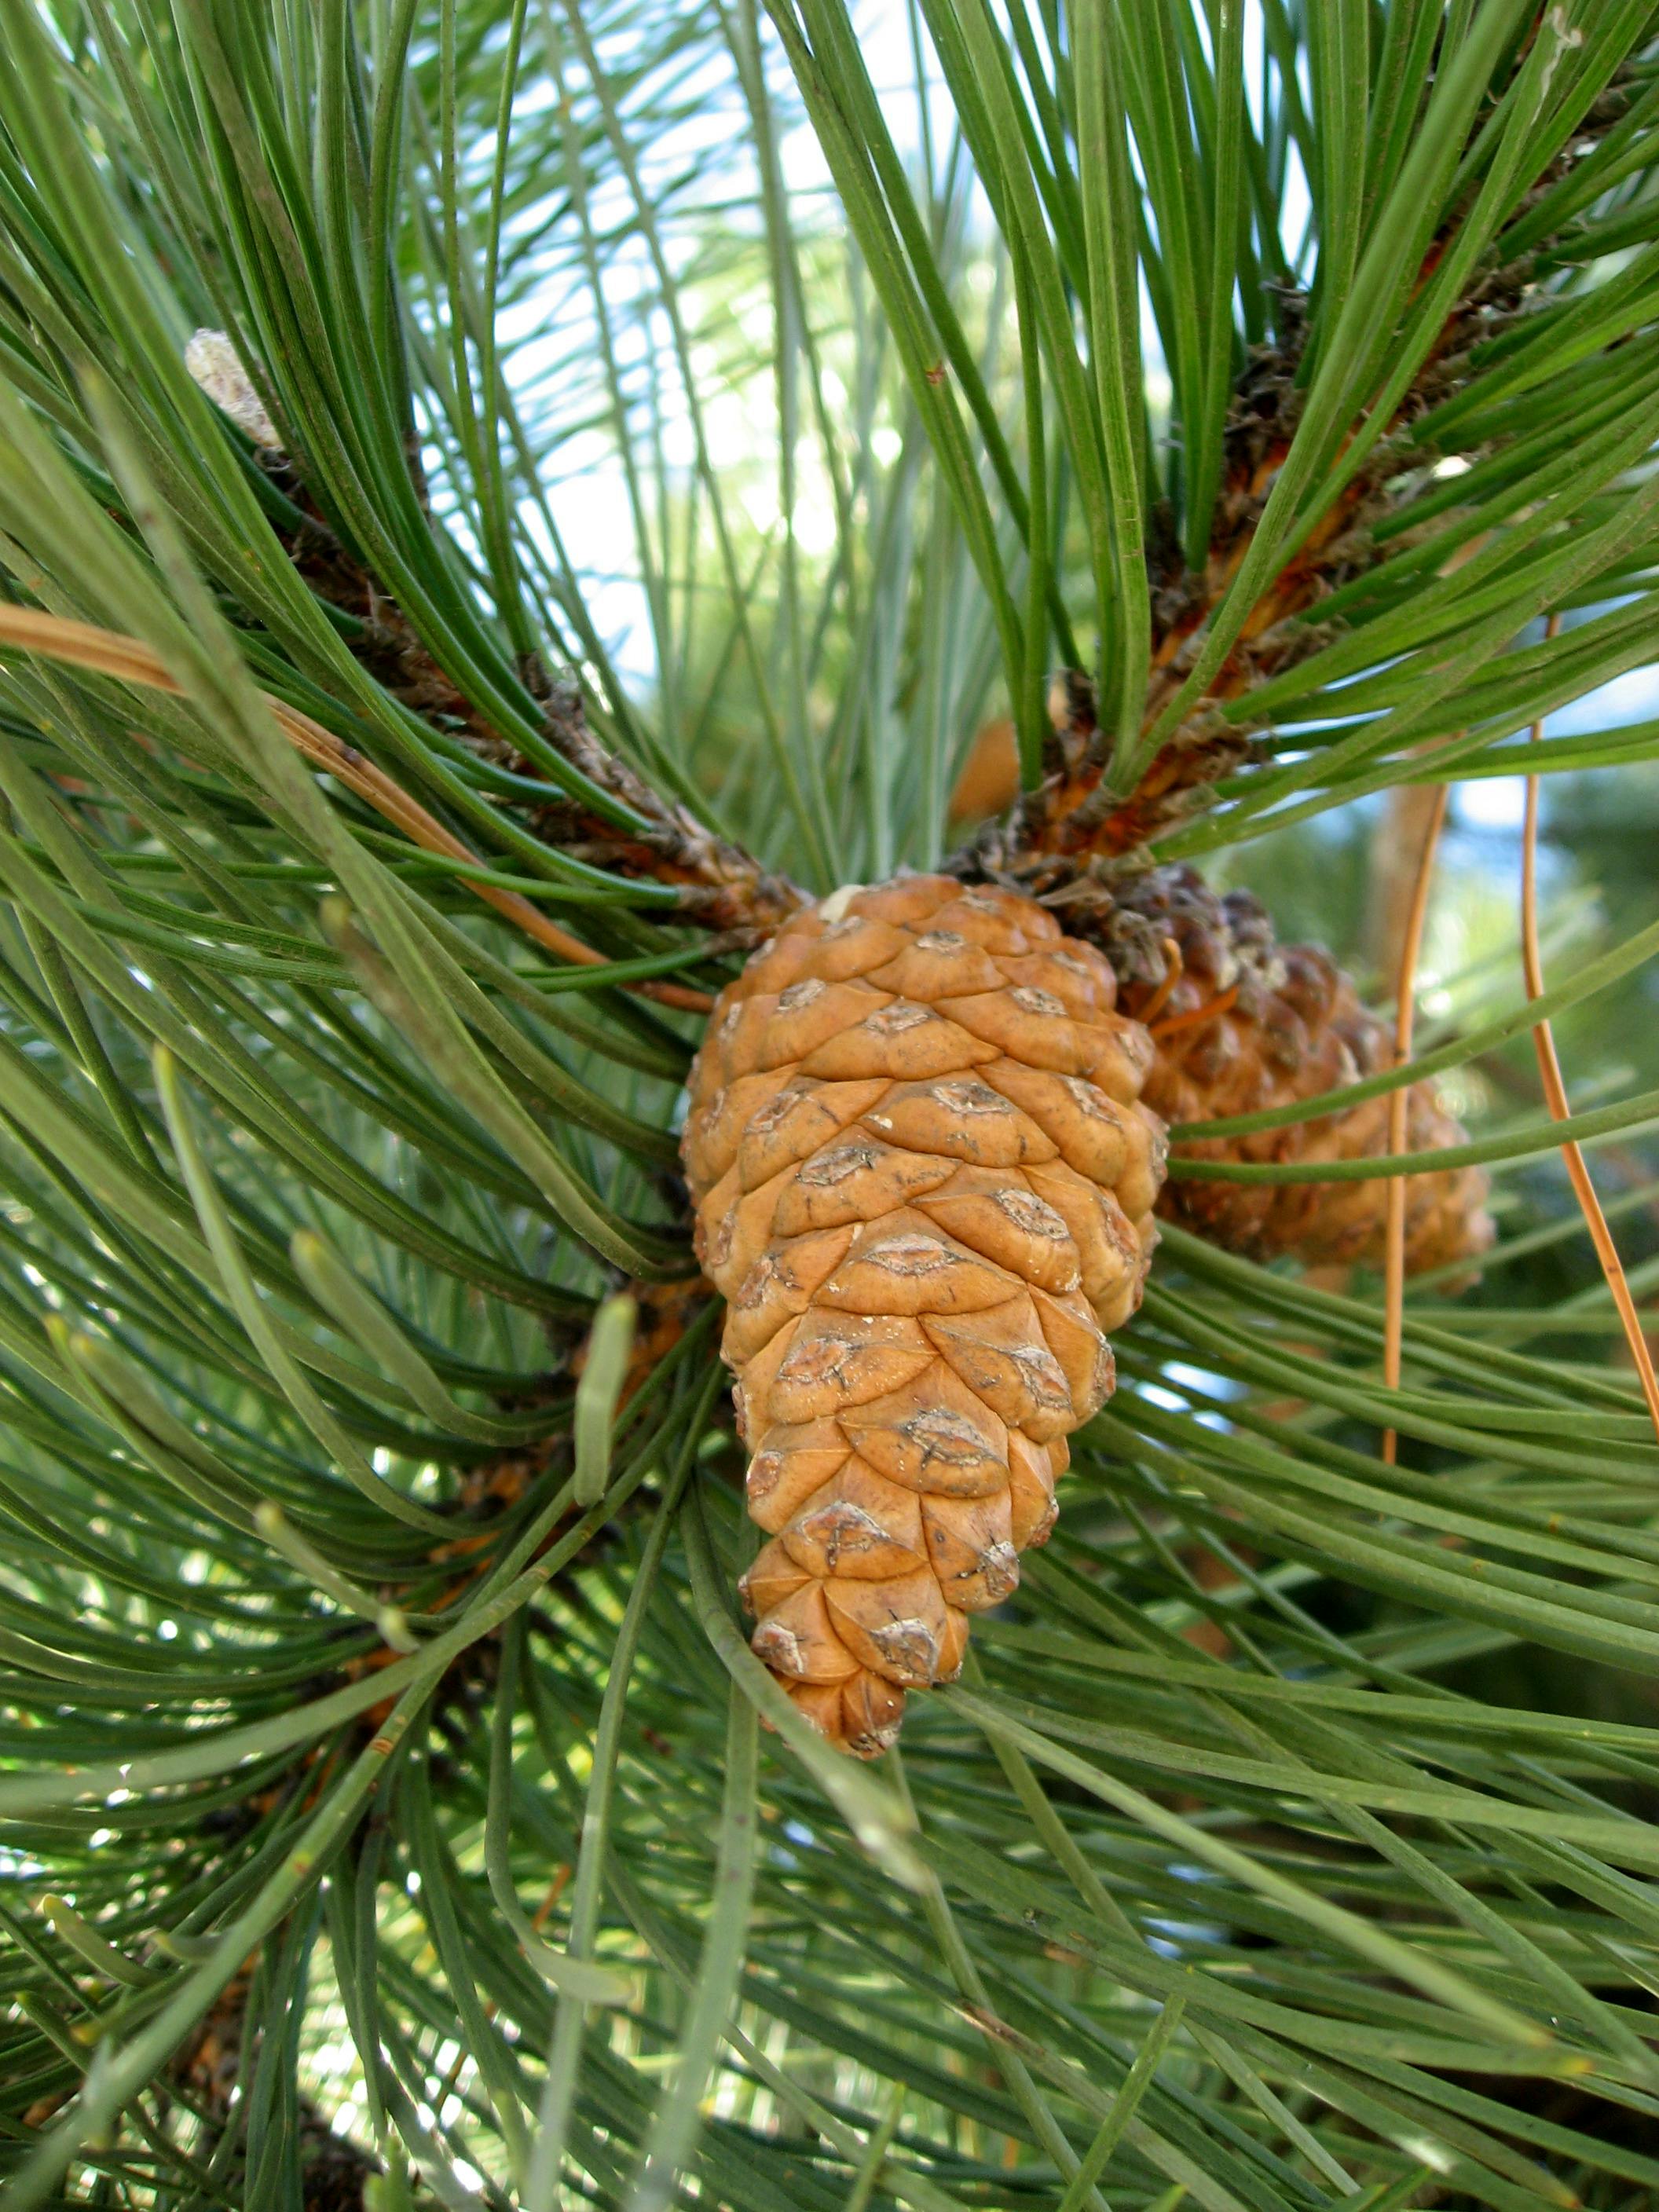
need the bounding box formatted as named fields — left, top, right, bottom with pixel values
left=1382, top=784, right=1449, bottom=1466
left=1522, top=617, right=1659, bottom=1445
left=0, top=607, right=714, bottom=1013
left=1150, top=982, right=1237, bottom=1041
left=1134, top=936, right=1184, bottom=1027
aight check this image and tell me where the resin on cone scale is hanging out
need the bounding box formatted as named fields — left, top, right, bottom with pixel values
left=683, top=876, right=1166, bottom=1756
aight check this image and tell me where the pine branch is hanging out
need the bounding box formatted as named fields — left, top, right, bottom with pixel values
left=248, top=438, right=805, bottom=940
left=954, top=78, right=1643, bottom=879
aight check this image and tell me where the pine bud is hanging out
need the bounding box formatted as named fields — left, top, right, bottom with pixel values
left=184, top=329, right=282, bottom=452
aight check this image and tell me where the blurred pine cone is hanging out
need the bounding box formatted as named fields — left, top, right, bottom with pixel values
left=1095, top=865, right=1493, bottom=1274
left=682, top=877, right=1164, bottom=1754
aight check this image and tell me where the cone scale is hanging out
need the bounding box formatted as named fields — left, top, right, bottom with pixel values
left=683, top=876, right=1165, bottom=1756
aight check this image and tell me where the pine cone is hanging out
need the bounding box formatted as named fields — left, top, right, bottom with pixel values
left=683, top=876, right=1165, bottom=1756
left=1095, top=866, right=1492, bottom=1273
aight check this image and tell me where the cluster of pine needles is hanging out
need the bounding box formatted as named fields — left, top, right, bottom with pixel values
left=3, top=3, right=1659, bottom=2209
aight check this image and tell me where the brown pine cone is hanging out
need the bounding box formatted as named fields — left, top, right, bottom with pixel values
left=1093, top=866, right=1493, bottom=1274
left=682, top=876, right=1165, bottom=1756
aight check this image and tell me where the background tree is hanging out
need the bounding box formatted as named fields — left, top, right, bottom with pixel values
left=2, top=3, right=1659, bottom=2208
